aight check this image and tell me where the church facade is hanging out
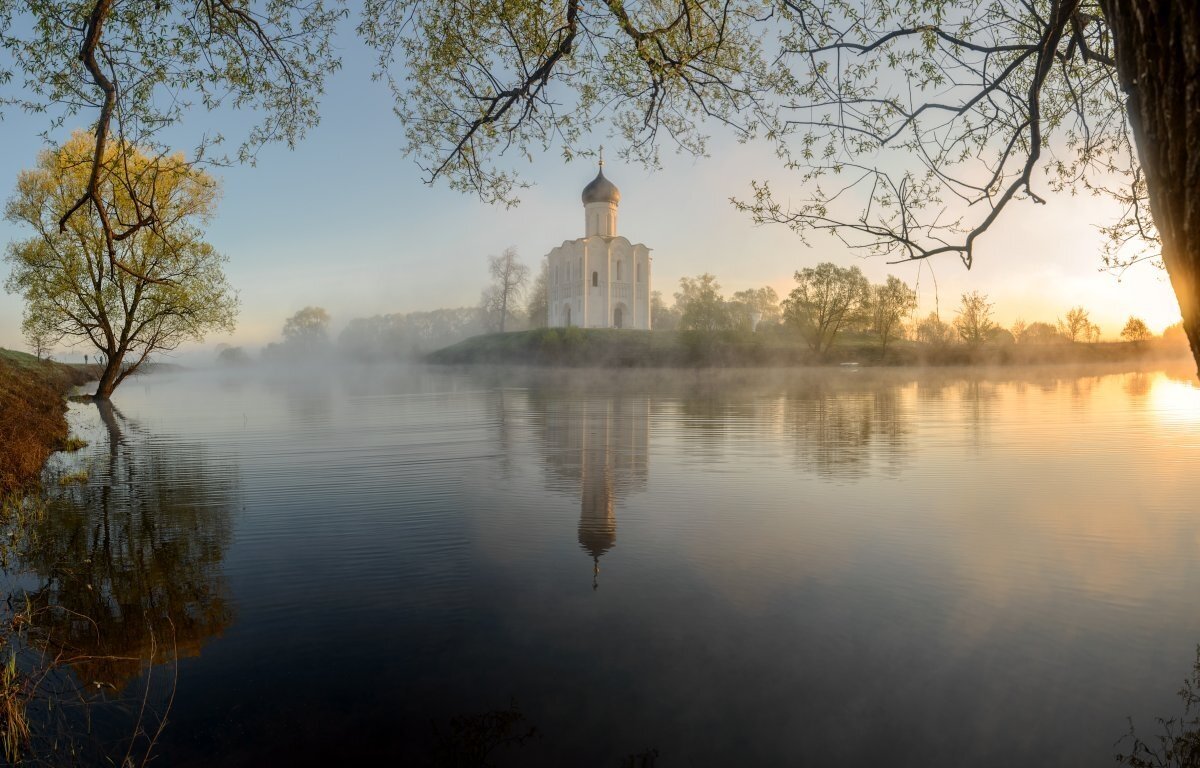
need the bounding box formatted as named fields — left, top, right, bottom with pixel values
left=546, top=163, right=652, bottom=329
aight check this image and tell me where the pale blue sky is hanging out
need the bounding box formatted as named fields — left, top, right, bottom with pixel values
left=0, top=31, right=1180, bottom=358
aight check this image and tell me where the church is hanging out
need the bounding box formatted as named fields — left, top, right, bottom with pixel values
left=545, top=159, right=652, bottom=329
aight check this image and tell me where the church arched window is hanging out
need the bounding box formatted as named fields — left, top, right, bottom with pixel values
left=616, top=261, right=622, bottom=281
left=592, top=271, right=599, bottom=287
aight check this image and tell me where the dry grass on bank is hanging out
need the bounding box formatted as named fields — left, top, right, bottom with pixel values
left=0, top=350, right=94, bottom=497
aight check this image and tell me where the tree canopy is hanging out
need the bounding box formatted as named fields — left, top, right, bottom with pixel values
left=4, top=132, right=237, bottom=399
left=282, top=306, right=332, bottom=347
left=953, top=291, right=997, bottom=346
left=5, top=1, right=1198, bottom=371
left=868, top=276, right=917, bottom=352
left=783, top=262, right=870, bottom=354
left=1120, top=316, right=1151, bottom=343
left=676, top=273, right=734, bottom=332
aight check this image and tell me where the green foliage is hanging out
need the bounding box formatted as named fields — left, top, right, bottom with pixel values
left=57, top=470, right=88, bottom=486
left=61, top=436, right=87, bottom=452
left=282, top=306, right=332, bottom=347
left=526, top=257, right=550, bottom=329
left=337, top=307, right=486, bottom=360
left=915, top=312, right=954, bottom=347
left=4, top=132, right=237, bottom=399
left=675, top=274, right=733, bottom=333
left=782, top=262, right=870, bottom=354
left=868, top=275, right=917, bottom=351
left=651, top=291, right=681, bottom=331
left=729, top=286, right=781, bottom=331
left=360, top=0, right=780, bottom=204
left=0, top=0, right=344, bottom=165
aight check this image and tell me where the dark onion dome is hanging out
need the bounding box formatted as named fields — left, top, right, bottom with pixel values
left=581, top=168, right=620, bottom=205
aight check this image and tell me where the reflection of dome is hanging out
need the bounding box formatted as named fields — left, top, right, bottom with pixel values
left=579, top=462, right=616, bottom=590
left=578, top=485, right=615, bottom=560
left=581, top=168, right=620, bottom=205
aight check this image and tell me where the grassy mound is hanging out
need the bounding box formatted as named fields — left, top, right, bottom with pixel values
left=0, top=350, right=94, bottom=496
left=427, top=328, right=1191, bottom=369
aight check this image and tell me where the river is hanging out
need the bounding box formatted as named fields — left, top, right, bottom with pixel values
left=14, top=362, right=1200, bottom=766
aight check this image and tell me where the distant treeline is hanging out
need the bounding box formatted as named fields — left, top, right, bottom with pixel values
left=217, top=306, right=496, bottom=365
left=428, top=327, right=1191, bottom=369
left=215, top=259, right=1188, bottom=367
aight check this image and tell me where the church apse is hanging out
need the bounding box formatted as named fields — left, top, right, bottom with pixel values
left=532, top=392, right=650, bottom=589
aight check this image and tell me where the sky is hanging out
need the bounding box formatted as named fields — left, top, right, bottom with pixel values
left=0, top=30, right=1182, bottom=360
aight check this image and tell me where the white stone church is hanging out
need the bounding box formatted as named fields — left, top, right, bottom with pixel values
left=546, top=161, right=652, bottom=329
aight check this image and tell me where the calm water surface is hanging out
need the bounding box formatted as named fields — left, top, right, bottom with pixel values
left=25, top=363, right=1200, bottom=766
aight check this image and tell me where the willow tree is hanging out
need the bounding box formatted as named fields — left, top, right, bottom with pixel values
left=4, top=133, right=237, bottom=400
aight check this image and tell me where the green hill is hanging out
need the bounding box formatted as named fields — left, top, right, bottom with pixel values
left=427, top=327, right=1189, bottom=369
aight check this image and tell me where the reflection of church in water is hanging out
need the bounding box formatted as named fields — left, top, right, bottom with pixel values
left=537, top=395, right=649, bottom=588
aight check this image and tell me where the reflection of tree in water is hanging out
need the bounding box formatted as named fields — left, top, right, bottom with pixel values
left=1124, top=372, right=1154, bottom=400
left=4, top=401, right=236, bottom=761
left=779, top=377, right=912, bottom=480
left=527, top=389, right=649, bottom=589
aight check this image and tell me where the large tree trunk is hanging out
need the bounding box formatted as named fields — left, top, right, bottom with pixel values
left=94, top=355, right=122, bottom=400
left=1101, top=0, right=1200, bottom=374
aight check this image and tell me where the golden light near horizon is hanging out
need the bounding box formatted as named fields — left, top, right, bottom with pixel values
left=1150, top=377, right=1200, bottom=426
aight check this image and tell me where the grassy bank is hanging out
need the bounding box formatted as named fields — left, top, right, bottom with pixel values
left=0, top=350, right=94, bottom=496
left=427, top=328, right=1193, bottom=369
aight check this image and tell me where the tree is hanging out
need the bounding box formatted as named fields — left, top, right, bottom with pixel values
left=782, top=263, right=870, bottom=354
left=526, top=258, right=550, bottom=329
left=8, top=2, right=1200, bottom=375
left=282, top=307, right=331, bottom=348
left=953, top=292, right=997, bottom=346
left=1163, top=322, right=1188, bottom=347
left=730, top=2, right=1200, bottom=374
left=651, top=291, right=681, bottom=331
left=1023, top=322, right=1064, bottom=344
left=1058, top=306, right=1094, bottom=342
left=1121, top=316, right=1152, bottom=343
left=216, top=346, right=252, bottom=366
left=482, top=248, right=529, bottom=334
left=676, top=274, right=733, bottom=333
left=988, top=326, right=1017, bottom=346
left=4, top=133, right=237, bottom=400
left=362, top=2, right=1200, bottom=374
left=0, top=1, right=342, bottom=274
left=868, top=276, right=918, bottom=352
left=23, top=313, right=56, bottom=361
left=1011, top=319, right=1029, bottom=345
left=729, top=287, right=782, bottom=331
left=916, top=313, right=955, bottom=347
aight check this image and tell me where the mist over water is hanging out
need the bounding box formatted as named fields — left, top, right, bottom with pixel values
left=33, top=362, right=1200, bottom=766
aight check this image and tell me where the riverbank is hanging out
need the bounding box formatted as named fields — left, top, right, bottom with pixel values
left=0, top=349, right=95, bottom=496
left=426, top=328, right=1192, bottom=369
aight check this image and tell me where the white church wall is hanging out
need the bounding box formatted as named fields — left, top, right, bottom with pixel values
left=544, top=168, right=654, bottom=330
